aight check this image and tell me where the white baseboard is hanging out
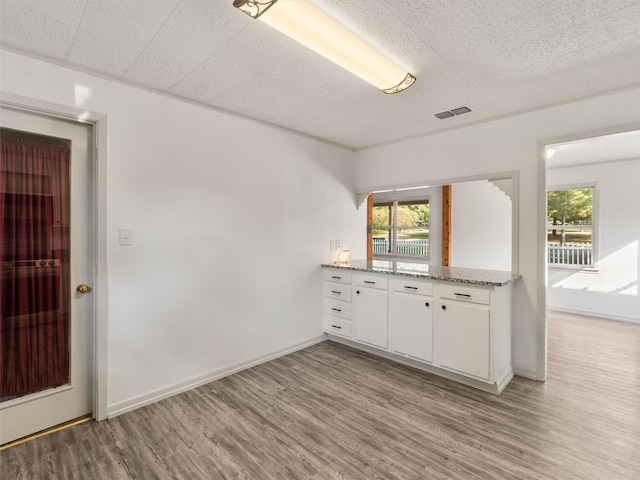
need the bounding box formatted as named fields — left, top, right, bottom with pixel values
left=328, top=336, right=509, bottom=394
left=107, top=335, right=327, bottom=419
left=513, top=367, right=538, bottom=380
left=548, top=306, right=640, bottom=325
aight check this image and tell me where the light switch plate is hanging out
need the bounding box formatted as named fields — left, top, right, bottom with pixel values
left=119, top=227, right=133, bottom=246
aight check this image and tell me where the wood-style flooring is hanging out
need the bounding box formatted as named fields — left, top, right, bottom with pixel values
left=2, top=311, right=639, bottom=479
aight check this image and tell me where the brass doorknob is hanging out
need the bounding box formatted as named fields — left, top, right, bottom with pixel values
left=76, top=284, right=92, bottom=294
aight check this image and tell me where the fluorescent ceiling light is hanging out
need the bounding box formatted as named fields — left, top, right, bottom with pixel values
left=233, top=0, right=416, bottom=94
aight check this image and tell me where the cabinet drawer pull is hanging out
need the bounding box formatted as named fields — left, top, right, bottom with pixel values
left=331, top=276, right=342, bottom=280
left=425, top=302, right=430, bottom=307
left=404, top=286, right=418, bottom=290
left=364, top=280, right=375, bottom=285
left=454, top=293, right=471, bottom=298
left=441, top=305, right=447, bottom=310
left=331, top=307, right=342, bottom=312
left=331, top=324, right=342, bottom=329
left=331, top=290, right=341, bottom=295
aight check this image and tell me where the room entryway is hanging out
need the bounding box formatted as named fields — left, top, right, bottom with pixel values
left=0, top=106, right=95, bottom=445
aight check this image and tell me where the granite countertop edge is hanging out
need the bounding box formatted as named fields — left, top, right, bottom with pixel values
left=321, top=261, right=521, bottom=287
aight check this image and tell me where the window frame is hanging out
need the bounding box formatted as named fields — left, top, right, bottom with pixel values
left=546, top=184, right=598, bottom=271
left=372, top=197, right=431, bottom=261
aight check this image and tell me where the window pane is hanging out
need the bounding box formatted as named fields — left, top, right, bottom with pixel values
left=547, top=188, right=592, bottom=226
left=396, top=202, right=429, bottom=257
left=373, top=200, right=430, bottom=258
left=373, top=205, right=393, bottom=254
left=373, top=229, right=392, bottom=254
left=547, top=188, right=593, bottom=266
left=372, top=205, right=392, bottom=227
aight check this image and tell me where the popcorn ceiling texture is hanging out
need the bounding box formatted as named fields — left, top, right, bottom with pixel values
left=1, top=0, right=639, bottom=149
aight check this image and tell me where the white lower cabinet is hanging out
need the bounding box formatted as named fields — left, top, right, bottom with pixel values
left=389, top=279, right=433, bottom=363
left=322, top=268, right=513, bottom=394
left=352, top=273, right=388, bottom=349
left=436, top=301, right=490, bottom=380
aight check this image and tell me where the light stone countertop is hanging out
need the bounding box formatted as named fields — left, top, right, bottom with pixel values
left=322, top=259, right=520, bottom=286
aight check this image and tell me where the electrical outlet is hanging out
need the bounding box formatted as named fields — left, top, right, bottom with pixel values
left=119, top=227, right=133, bottom=246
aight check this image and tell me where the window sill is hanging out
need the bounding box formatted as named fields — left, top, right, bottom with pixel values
left=548, top=265, right=599, bottom=273
left=374, top=254, right=431, bottom=263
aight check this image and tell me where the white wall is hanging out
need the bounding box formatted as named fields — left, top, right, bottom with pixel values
left=547, top=159, right=640, bottom=323
left=354, top=87, right=640, bottom=378
left=1, top=50, right=365, bottom=415
left=451, top=180, right=512, bottom=271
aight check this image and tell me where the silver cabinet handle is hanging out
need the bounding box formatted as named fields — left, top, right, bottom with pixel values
left=331, top=290, right=341, bottom=294
left=364, top=280, right=375, bottom=285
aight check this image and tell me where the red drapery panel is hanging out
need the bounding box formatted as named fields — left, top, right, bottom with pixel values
left=1, top=132, right=71, bottom=401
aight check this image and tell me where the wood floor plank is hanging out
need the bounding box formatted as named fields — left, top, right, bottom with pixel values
left=2, top=311, right=639, bottom=479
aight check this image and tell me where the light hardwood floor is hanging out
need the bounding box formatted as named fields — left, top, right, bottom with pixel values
left=2, top=311, right=639, bottom=479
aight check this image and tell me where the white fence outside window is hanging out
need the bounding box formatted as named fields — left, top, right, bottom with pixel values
left=373, top=238, right=429, bottom=256
left=547, top=242, right=592, bottom=266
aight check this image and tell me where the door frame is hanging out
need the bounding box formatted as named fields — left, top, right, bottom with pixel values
left=536, top=120, right=640, bottom=383
left=1, top=91, right=108, bottom=421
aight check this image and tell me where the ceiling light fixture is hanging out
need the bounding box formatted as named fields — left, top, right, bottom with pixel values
left=233, top=0, right=416, bottom=94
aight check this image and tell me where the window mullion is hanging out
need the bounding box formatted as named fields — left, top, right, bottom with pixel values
left=392, top=201, right=398, bottom=254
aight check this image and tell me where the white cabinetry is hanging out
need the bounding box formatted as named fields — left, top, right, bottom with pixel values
left=322, top=270, right=352, bottom=338
left=435, top=283, right=511, bottom=385
left=352, top=273, right=388, bottom=349
left=437, top=300, right=490, bottom=379
left=322, top=267, right=514, bottom=394
left=389, top=278, right=433, bottom=363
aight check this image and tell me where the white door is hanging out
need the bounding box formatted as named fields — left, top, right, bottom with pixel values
left=0, top=107, right=93, bottom=445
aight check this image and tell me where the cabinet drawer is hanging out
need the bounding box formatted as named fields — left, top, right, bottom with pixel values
left=323, top=281, right=352, bottom=302
left=354, top=273, right=388, bottom=290
left=323, top=269, right=352, bottom=284
left=438, top=284, right=490, bottom=305
left=324, top=299, right=352, bottom=319
left=323, top=315, right=352, bottom=338
left=390, top=278, right=433, bottom=296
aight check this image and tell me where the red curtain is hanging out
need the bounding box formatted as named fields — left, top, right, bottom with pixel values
left=1, top=133, right=71, bottom=400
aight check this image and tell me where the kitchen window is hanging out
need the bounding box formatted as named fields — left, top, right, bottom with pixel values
left=547, top=186, right=595, bottom=268
left=373, top=199, right=430, bottom=259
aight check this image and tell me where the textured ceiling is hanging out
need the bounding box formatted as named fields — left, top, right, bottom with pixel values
left=1, top=0, right=640, bottom=149
left=547, top=130, right=640, bottom=168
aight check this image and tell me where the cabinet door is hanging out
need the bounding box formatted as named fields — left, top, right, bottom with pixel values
left=390, top=292, right=433, bottom=362
left=352, top=286, right=388, bottom=348
left=437, top=301, right=490, bottom=380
